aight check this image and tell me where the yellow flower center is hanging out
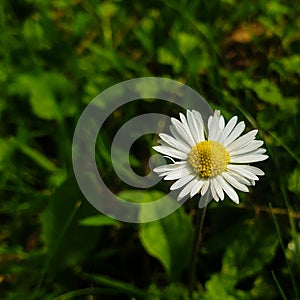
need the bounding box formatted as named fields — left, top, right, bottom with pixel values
left=188, top=140, right=230, bottom=178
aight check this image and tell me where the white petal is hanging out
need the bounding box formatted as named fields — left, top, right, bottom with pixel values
left=230, top=154, right=268, bottom=163
left=159, top=133, right=191, bottom=153
left=152, top=145, right=188, bottom=160
left=252, top=148, right=267, bottom=154
left=239, top=165, right=265, bottom=176
left=226, top=130, right=258, bottom=151
left=163, top=166, right=191, bottom=179
left=200, top=179, right=210, bottom=196
left=224, top=121, right=245, bottom=147
left=226, top=171, right=252, bottom=185
left=156, top=162, right=187, bottom=173
left=218, top=175, right=240, bottom=204
left=190, top=179, right=204, bottom=197
left=210, top=179, right=219, bottom=201
left=169, top=125, right=191, bottom=149
left=229, top=140, right=264, bottom=156
left=177, top=178, right=198, bottom=200
left=208, top=114, right=220, bottom=141
left=214, top=176, right=225, bottom=200
left=222, top=116, right=238, bottom=138
left=214, top=110, right=221, bottom=118
left=170, top=174, right=196, bottom=190
left=222, top=172, right=249, bottom=192
left=213, top=110, right=224, bottom=141
left=163, top=168, right=192, bottom=180
left=227, top=164, right=259, bottom=181
left=153, top=161, right=187, bottom=173
left=219, top=116, right=225, bottom=131
left=198, top=190, right=213, bottom=208
left=179, top=113, right=198, bottom=145
left=170, top=118, right=195, bottom=147
left=187, top=110, right=205, bottom=143
left=208, top=115, right=213, bottom=130
left=192, top=110, right=205, bottom=125
left=162, top=155, right=176, bottom=164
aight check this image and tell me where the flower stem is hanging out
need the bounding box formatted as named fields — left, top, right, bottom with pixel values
left=188, top=204, right=207, bottom=297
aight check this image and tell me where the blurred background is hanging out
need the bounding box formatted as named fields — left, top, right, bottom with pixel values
left=1, top=0, right=300, bottom=299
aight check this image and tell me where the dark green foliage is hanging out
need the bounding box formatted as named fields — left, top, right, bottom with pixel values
left=1, top=0, right=300, bottom=299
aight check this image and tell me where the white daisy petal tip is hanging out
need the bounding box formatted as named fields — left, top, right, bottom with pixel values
left=232, top=196, right=240, bottom=204
left=214, top=110, right=221, bottom=117
left=198, top=191, right=213, bottom=208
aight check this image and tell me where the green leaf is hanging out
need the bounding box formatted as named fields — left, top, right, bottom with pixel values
left=195, top=274, right=251, bottom=300
left=288, top=167, right=300, bottom=194
left=147, top=283, right=190, bottom=300
left=79, top=214, right=119, bottom=227
left=22, top=19, right=47, bottom=50
left=11, top=138, right=57, bottom=172
left=176, top=31, right=198, bottom=56
left=134, top=16, right=155, bottom=53
left=96, top=2, right=118, bottom=18
left=157, top=47, right=182, bottom=73
left=48, top=169, right=68, bottom=188
left=8, top=73, right=61, bottom=120
left=248, top=79, right=283, bottom=106
left=8, top=72, right=74, bottom=120
left=139, top=205, right=194, bottom=280
left=118, top=190, right=165, bottom=203
left=280, top=55, right=300, bottom=75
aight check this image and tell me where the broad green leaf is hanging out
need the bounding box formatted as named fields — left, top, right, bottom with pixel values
left=8, top=73, right=61, bottom=120
left=225, top=72, right=298, bottom=113
left=247, top=79, right=283, bottom=106
left=118, top=190, right=165, bottom=203
left=79, top=214, right=119, bottom=226
left=242, top=78, right=298, bottom=113
left=8, top=72, right=74, bottom=120
left=140, top=204, right=194, bottom=280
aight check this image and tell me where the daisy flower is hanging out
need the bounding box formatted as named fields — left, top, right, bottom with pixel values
left=153, top=110, right=268, bottom=208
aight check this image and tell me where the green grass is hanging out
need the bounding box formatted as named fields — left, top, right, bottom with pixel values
left=1, top=0, right=300, bottom=299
